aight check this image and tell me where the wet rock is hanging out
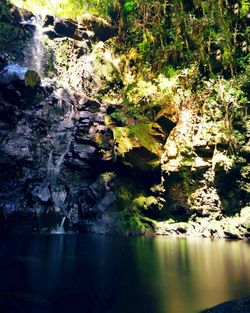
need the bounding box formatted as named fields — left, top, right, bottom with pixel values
left=44, top=29, right=61, bottom=40
left=87, top=178, right=106, bottom=201
left=0, top=98, right=20, bottom=124
left=78, top=111, right=96, bottom=122
left=0, top=121, right=13, bottom=141
left=200, top=297, right=250, bottom=313
left=97, top=192, right=116, bottom=211
left=30, top=183, right=51, bottom=203
left=0, top=135, right=32, bottom=162
left=51, top=186, right=67, bottom=210
left=78, top=96, right=101, bottom=113
left=54, top=18, right=78, bottom=38
left=73, top=143, right=96, bottom=159
left=43, top=15, right=54, bottom=27
left=0, top=64, right=27, bottom=85
left=11, top=6, right=34, bottom=24
left=65, top=154, right=91, bottom=169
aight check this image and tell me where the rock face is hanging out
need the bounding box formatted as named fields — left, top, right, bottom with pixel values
left=0, top=9, right=118, bottom=233
left=159, top=94, right=250, bottom=239
left=0, top=2, right=249, bottom=237
left=0, top=71, right=116, bottom=232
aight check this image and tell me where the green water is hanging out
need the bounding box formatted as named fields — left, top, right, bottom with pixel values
left=0, top=235, right=249, bottom=313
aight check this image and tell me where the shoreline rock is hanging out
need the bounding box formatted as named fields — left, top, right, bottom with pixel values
left=200, top=297, right=250, bottom=313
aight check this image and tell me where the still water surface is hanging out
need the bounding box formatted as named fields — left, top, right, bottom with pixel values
left=0, top=235, right=249, bottom=313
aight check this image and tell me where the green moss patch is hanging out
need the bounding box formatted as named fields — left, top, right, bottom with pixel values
left=112, top=123, right=163, bottom=171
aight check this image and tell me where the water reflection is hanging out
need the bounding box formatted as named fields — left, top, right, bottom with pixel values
left=0, top=235, right=249, bottom=313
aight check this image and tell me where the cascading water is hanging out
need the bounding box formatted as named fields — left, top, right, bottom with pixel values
left=47, top=135, right=71, bottom=233
left=22, top=15, right=44, bottom=77
left=31, top=16, right=44, bottom=76
left=51, top=216, right=66, bottom=234
left=47, top=138, right=71, bottom=185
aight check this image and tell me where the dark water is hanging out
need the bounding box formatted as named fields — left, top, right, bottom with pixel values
left=0, top=235, right=249, bottom=313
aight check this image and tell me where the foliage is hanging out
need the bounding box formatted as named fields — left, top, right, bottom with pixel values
left=115, top=182, right=156, bottom=233
left=10, top=0, right=250, bottom=78
left=122, top=65, right=200, bottom=122
left=118, top=0, right=250, bottom=77
left=202, top=77, right=248, bottom=153
left=124, top=1, right=137, bottom=14
left=10, top=0, right=120, bottom=20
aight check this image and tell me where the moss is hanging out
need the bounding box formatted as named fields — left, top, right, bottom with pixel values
left=132, top=195, right=158, bottom=211
left=116, top=184, right=133, bottom=210
left=112, top=124, right=163, bottom=171
left=24, top=70, right=41, bottom=88
left=116, top=210, right=154, bottom=234
left=112, top=124, right=162, bottom=157
left=110, top=109, right=128, bottom=126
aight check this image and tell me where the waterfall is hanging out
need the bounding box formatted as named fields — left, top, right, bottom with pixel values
left=47, top=138, right=71, bottom=185
left=47, top=136, right=71, bottom=233
left=51, top=216, right=66, bottom=234
left=22, top=15, right=44, bottom=77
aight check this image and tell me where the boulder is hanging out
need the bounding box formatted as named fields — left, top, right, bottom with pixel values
left=43, top=29, right=61, bottom=40
left=112, top=124, right=163, bottom=171
left=24, top=70, right=41, bottom=88
left=200, top=297, right=250, bottom=313
left=54, top=19, right=78, bottom=38
left=11, top=6, right=34, bottom=24
left=43, top=15, right=54, bottom=27
left=92, top=20, right=117, bottom=41
left=79, top=14, right=117, bottom=41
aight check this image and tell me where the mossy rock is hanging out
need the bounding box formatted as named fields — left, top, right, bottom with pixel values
left=116, top=210, right=154, bottom=234
left=24, top=70, right=41, bottom=88
left=112, top=124, right=163, bottom=171
left=132, top=195, right=158, bottom=211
